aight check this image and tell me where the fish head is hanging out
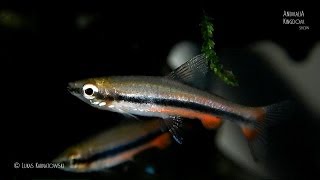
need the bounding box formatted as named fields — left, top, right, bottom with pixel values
left=67, top=77, right=114, bottom=110
left=53, top=147, right=89, bottom=172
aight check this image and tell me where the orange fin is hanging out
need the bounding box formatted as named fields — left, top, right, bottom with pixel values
left=201, top=115, right=222, bottom=129
left=241, top=127, right=258, bottom=141
left=151, top=133, right=172, bottom=150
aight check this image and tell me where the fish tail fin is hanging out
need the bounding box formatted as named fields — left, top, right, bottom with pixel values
left=151, top=133, right=172, bottom=150
left=262, top=100, right=294, bottom=124
left=241, top=100, right=294, bottom=162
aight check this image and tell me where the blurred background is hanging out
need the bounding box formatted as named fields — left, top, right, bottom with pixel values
left=3, top=3, right=319, bottom=180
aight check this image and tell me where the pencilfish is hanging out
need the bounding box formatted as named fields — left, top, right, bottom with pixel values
left=67, top=54, right=292, bottom=156
left=53, top=119, right=171, bottom=172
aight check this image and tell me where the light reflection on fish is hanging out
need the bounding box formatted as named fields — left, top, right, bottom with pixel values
left=67, top=54, right=292, bottom=159
left=53, top=119, right=171, bottom=172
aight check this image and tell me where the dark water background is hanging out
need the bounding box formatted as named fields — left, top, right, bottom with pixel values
left=3, top=4, right=319, bottom=180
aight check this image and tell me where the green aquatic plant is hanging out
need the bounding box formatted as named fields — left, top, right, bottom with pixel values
left=201, top=15, right=239, bottom=86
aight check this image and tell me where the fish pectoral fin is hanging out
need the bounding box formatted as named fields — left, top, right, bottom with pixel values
left=200, top=115, right=222, bottom=129
left=166, top=54, right=210, bottom=89
left=161, top=116, right=185, bottom=144
left=117, top=109, right=139, bottom=120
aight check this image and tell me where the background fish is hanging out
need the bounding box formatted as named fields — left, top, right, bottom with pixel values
left=53, top=119, right=171, bottom=172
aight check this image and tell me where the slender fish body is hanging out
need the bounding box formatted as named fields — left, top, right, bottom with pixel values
left=69, top=76, right=262, bottom=128
left=53, top=119, right=171, bottom=172
left=67, top=54, right=292, bottom=159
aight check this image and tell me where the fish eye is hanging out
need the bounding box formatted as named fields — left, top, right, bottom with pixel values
left=85, top=88, right=93, bottom=96
left=82, top=84, right=98, bottom=99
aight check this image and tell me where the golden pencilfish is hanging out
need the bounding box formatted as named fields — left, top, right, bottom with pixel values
left=67, top=54, right=292, bottom=158
left=53, top=119, right=171, bottom=172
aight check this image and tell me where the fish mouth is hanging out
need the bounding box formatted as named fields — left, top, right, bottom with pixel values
left=67, top=82, right=81, bottom=95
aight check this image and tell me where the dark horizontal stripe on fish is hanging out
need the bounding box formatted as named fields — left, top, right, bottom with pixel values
left=116, top=95, right=249, bottom=123
left=73, top=128, right=163, bottom=165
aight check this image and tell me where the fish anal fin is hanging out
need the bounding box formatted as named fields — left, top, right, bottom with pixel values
left=151, top=133, right=172, bottom=150
left=201, top=115, right=222, bottom=129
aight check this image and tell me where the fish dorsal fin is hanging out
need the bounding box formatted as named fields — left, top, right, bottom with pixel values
left=166, top=54, right=209, bottom=89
